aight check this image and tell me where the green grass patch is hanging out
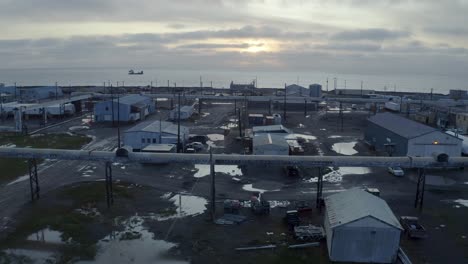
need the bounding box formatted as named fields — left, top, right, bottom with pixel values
left=61, top=182, right=134, bottom=206
left=0, top=133, right=91, bottom=184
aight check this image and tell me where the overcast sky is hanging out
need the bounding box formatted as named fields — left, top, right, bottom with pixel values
left=1, top=0, right=467, bottom=77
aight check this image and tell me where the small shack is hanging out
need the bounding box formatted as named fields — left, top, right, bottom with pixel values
left=252, top=133, right=289, bottom=155
left=169, top=105, right=194, bottom=120
left=324, top=188, right=402, bottom=263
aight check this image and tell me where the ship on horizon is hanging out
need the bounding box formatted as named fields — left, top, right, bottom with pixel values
left=128, top=69, right=144, bottom=75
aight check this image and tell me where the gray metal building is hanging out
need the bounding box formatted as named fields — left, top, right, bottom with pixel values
left=365, top=112, right=462, bottom=157
left=324, top=189, right=402, bottom=263
left=252, top=133, right=289, bottom=155
left=94, top=94, right=155, bottom=122
left=123, top=120, right=189, bottom=151
left=169, top=105, right=194, bottom=120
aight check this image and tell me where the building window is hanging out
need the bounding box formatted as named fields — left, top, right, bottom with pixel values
left=141, top=138, right=145, bottom=143
left=153, top=138, right=156, bottom=143
left=105, top=107, right=109, bottom=111
left=147, top=138, right=151, bottom=143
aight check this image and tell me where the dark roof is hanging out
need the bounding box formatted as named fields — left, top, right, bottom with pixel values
left=368, top=112, right=436, bottom=139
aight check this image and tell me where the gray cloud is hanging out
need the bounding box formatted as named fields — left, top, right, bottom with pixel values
left=332, top=28, right=410, bottom=41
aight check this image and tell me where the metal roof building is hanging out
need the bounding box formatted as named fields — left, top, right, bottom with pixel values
left=252, top=125, right=291, bottom=135
left=94, top=94, right=155, bottom=122
left=364, top=112, right=462, bottom=157
left=324, top=189, right=402, bottom=263
left=169, top=105, right=194, bottom=120
left=252, top=133, right=289, bottom=155
left=123, top=120, right=189, bottom=151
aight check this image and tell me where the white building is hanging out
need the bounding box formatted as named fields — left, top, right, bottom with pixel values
left=253, top=133, right=289, bottom=155
left=324, top=189, right=403, bottom=263
left=169, top=105, right=194, bottom=120
left=252, top=125, right=291, bottom=135
left=123, top=120, right=189, bottom=151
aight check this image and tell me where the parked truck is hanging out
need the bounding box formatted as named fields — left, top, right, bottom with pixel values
left=400, top=216, right=427, bottom=239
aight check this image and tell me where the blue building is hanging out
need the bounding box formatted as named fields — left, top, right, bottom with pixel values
left=94, top=94, right=155, bottom=122
left=309, top=84, right=322, bottom=97
left=20, top=86, right=63, bottom=101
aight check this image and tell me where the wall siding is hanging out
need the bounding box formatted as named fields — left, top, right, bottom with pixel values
left=364, top=122, right=408, bottom=156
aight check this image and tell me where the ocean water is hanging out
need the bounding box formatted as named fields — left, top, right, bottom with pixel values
left=0, top=68, right=466, bottom=94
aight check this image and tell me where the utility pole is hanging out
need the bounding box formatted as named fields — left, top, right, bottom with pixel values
left=326, top=78, right=329, bottom=94
left=117, top=93, right=121, bottom=148
left=55, top=82, right=58, bottom=100
left=210, top=149, right=216, bottom=221
left=430, top=88, right=433, bottom=101
left=237, top=108, right=242, bottom=137
left=283, top=83, right=287, bottom=121
left=339, top=102, right=343, bottom=132
left=361, top=81, right=363, bottom=97
left=111, top=85, right=115, bottom=126
left=177, top=93, right=181, bottom=153
left=14, top=82, right=17, bottom=100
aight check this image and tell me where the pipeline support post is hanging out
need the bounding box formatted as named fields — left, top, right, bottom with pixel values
left=210, top=150, right=216, bottom=221
left=198, top=99, right=202, bottom=114
left=105, top=161, right=114, bottom=208
left=28, top=158, right=40, bottom=201
left=316, top=167, right=324, bottom=210
left=414, top=168, right=426, bottom=210
left=304, top=99, right=307, bottom=117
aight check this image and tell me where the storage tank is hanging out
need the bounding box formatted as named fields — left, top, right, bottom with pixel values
left=309, top=84, right=322, bottom=97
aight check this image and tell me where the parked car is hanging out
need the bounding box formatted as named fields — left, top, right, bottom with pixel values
left=185, top=148, right=196, bottom=153
left=388, top=166, right=404, bottom=176
left=186, top=142, right=205, bottom=152
left=188, top=135, right=209, bottom=144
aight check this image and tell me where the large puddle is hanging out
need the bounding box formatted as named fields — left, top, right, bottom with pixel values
left=27, top=228, right=64, bottom=244
left=77, top=216, right=188, bottom=264
left=242, top=184, right=280, bottom=194
left=331, top=142, right=358, bottom=155
left=193, top=164, right=242, bottom=178
left=304, top=167, right=371, bottom=183
left=147, top=193, right=208, bottom=221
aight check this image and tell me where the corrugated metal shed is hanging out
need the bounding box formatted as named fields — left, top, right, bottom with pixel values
left=325, top=188, right=402, bottom=230
left=368, top=112, right=435, bottom=139
left=253, top=133, right=289, bottom=147
left=324, top=188, right=403, bottom=263
left=252, top=125, right=291, bottom=134
left=252, top=133, right=289, bottom=155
